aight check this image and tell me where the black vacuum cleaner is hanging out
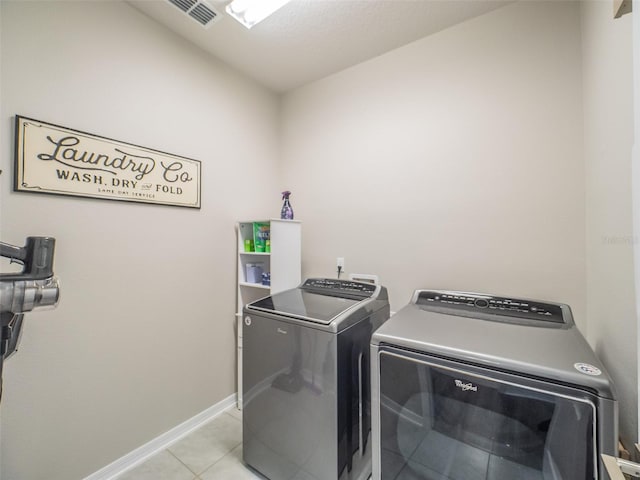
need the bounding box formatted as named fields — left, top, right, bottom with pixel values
left=0, top=237, right=60, bottom=400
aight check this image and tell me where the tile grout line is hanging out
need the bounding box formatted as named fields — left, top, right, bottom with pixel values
left=165, top=448, right=201, bottom=477
left=163, top=408, right=244, bottom=479
left=166, top=412, right=243, bottom=478
left=197, top=439, right=244, bottom=478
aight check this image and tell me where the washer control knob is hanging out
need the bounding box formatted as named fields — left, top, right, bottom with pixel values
left=474, top=298, right=489, bottom=308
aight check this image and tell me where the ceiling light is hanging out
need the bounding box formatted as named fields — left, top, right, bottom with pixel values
left=225, top=0, right=292, bottom=29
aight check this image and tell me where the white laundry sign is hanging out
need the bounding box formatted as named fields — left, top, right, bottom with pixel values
left=14, top=115, right=201, bottom=208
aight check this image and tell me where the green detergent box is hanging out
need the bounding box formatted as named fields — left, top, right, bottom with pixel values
left=253, top=222, right=270, bottom=252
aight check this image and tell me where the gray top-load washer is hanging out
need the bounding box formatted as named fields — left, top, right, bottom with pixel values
left=243, top=278, right=390, bottom=480
left=371, top=290, right=618, bottom=480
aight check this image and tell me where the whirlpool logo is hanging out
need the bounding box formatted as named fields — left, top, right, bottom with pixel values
left=454, top=379, right=478, bottom=392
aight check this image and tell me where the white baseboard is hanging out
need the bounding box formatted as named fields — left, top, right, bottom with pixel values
left=84, top=393, right=237, bottom=480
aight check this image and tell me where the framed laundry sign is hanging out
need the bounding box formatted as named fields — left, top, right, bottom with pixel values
left=14, top=115, right=201, bottom=208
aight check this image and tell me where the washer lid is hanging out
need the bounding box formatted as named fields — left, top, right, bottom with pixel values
left=247, top=286, right=363, bottom=325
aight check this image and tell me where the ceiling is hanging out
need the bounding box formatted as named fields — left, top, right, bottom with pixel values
left=129, top=0, right=511, bottom=93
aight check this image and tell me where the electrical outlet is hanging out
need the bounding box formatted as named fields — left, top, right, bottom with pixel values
left=337, top=257, right=345, bottom=269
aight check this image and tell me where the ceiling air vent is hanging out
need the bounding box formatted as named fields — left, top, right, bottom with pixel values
left=167, top=0, right=220, bottom=28
left=168, top=0, right=196, bottom=13
left=189, top=3, right=218, bottom=26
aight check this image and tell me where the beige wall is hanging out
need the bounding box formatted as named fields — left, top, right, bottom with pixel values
left=281, top=0, right=640, bottom=450
left=0, top=2, right=279, bottom=479
left=581, top=0, right=637, bottom=449
left=1, top=1, right=638, bottom=478
left=281, top=1, right=587, bottom=323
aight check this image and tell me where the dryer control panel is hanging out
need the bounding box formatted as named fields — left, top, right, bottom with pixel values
left=415, top=290, right=566, bottom=324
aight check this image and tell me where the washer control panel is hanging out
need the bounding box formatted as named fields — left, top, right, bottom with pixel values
left=415, top=290, right=565, bottom=324
left=302, top=278, right=376, bottom=297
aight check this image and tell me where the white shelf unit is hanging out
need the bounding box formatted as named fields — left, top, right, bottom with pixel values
left=236, top=219, right=301, bottom=409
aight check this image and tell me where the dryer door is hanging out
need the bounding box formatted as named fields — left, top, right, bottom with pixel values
left=375, top=349, right=599, bottom=480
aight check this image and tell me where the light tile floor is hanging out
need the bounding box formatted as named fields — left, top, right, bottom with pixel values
left=115, top=407, right=265, bottom=480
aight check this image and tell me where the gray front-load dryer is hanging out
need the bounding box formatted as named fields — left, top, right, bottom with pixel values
left=371, top=290, right=618, bottom=480
left=243, top=278, right=390, bottom=480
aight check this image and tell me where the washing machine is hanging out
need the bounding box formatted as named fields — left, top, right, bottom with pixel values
left=371, top=290, right=618, bottom=480
left=242, top=278, right=390, bottom=480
